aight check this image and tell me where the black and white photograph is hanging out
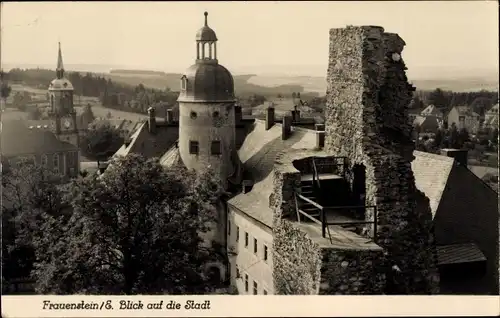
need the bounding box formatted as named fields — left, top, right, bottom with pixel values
left=0, top=0, right=498, bottom=308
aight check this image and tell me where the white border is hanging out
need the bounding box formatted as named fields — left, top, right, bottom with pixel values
left=1, top=296, right=499, bottom=317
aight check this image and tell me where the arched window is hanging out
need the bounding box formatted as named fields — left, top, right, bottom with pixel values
left=50, top=94, right=54, bottom=108
left=52, top=154, right=60, bottom=174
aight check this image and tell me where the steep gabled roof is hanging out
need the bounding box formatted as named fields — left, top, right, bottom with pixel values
left=411, top=151, right=455, bottom=219
left=421, top=104, right=443, bottom=117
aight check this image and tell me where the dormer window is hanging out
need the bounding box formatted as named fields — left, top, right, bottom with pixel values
left=180, top=76, right=187, bottom=91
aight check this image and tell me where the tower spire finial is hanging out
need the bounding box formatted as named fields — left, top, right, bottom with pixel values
left=56, top=41, right=64, bottom=79
left=204, top=11, right=208, bottom=26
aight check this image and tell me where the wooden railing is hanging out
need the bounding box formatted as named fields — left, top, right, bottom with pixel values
left=295, top=193, right=377, bottom=244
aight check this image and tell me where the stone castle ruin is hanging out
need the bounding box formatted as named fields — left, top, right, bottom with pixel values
left=270, top=26, right=440, bottom=294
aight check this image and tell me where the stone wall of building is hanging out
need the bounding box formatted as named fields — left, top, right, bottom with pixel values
left=324, top=25, right=439, bottom=294
left=319, top=249, right=385, bottom=294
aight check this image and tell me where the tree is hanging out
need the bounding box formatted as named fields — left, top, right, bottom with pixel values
left=27, top=106, right=42, bottom=120
left=409, top=96, right=425, bottom=110
left=1, top=70, right=12, bottom=109
left=470, top=97, right=493, bottom=117
left=427, top=88, right=451, bottom=113
left=1, top=160, right=66, bottom=289
left=82, top=104, right=96, bottom=123
left=433, top=128, right=445, bottom=149
left=80, top=125, right=124, bottom=162
left=32, top=154, right=224, bottom=294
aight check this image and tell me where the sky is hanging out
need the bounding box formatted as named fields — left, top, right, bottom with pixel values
left=1, top=1, right=499, bottom=79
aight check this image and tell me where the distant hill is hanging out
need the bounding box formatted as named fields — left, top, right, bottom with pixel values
left=110, top=69, right=167, bottom=76
left=247, top=74, right=499, bottom=94
left=103, top=72, right=309, bottom=97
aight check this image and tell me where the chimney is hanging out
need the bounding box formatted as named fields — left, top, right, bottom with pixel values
left=440, top=148, right=468, bottom=168
left=148, top=107, right=156, bottom=134
left=315, top=124, right=325, bottom=148
left=166, top=109, right=174, bottom=124
left=266, top=107, right=275, bottom=130
left=242, top=180, right=254, bottom=193
left=282, top=115, right=292, bottom=140
left=292, top=105, right=301, bottom=122
left=234, top=104, right=242, bottom=126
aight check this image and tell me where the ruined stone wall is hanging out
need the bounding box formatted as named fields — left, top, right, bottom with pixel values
left=272, top=219, right=322, bottom=294
left=324, top=26, right=439, bottom=294
left=319, top=249, right=385, bottom=294
left=271, top=164, right=387, bottom=295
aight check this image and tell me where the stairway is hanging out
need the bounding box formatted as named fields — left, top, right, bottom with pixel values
left=298, top=179, right=321, bottom=219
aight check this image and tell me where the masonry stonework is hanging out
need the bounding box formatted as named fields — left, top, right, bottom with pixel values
left=270, top=150, right=386, bottom=295
left=324, top=26, right=439, bottom=294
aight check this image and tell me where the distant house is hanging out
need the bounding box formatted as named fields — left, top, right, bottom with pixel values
left=413, top=115, right=442, bottom=133
left=412, top=149, right=498, bottom=294
left=483, top=104, right=499, bottom=131
left=1, top=121, right=81, bottom=181
left=447, top=106, right=481, bottom=133
left=421, top=104, right=444, bottom=120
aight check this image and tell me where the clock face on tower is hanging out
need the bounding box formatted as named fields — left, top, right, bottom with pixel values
left=64, top=120, right=71, bottom=129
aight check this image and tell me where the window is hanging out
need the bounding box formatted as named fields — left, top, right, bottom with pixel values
left=41, top=155, right=48, bottom=167
left=190, top=111, right=197, bottom=119
left=211, top=141, right=221, bottom=155
left=189, top=141, right=199, bottom=154
left=228, top=220, right=231, bottom=236
left=263, top=289, right=268, bottom=295
left=236, top=226, right=240, bottom=242
left=180, top=76, right=187, bottom=91
left=212, top=111, right=220, bottom=118
left=244, top=274, right=249, bottom=292
left=68, top=152, right=74, bottom=166
left=253, top=281, right=258, bottom=295
left=53, top=154, right=59, bottom=174
left=253, top=238, right=258, bottom=254
left=236, top=265, right=240, bottom=278
left=244, top=232, right=249, bottom=248
left=264, top=245, right=268, bottom=262
left=69, top=168, right=75, bottom=176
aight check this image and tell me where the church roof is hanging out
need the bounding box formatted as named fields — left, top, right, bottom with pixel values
left=0, top=121, right=77, bottom=157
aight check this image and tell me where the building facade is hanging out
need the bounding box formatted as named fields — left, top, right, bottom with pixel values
left=447, top=106, right=481, bottom=133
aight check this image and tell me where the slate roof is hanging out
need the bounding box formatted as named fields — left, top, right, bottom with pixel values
left=228, top=120, right=317, bottom=227
left=113, top=120, right=179, bottom=159
left=1, top=121, right=77, bottom=157
left=413, top=115, right=441, bottom=132
left=411, top=151, right=455, bottom=218
left=436, top=243, right=486, bottom=265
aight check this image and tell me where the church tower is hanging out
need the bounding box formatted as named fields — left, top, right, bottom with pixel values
left=178, top=12, right=237, bottom=189
left=48, top=42, right=79, bottom=148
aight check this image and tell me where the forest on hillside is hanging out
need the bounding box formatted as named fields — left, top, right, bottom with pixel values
left=3, top=68, right=498, bottom=119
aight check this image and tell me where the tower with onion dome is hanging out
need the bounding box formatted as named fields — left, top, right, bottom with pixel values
left=48, top=42, right=79, bottom=148
left=178, top=12, right=238, bottom=189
